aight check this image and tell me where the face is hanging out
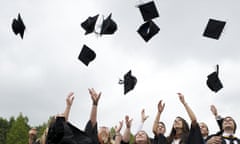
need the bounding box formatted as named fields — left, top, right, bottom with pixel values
left=156, top=122, right=166, bottom=135
left=173, top=117, right=183, bottom=129
left=135, top=131, right=148, bottom=143
left=98, top=126, right=110, bottom=143
left=199, top=122, right=208, bottom=137
left=222, top=117, right=235, bottom=132
left=29, top=128, right=37, bottom=140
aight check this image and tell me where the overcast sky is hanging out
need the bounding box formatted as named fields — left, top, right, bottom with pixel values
left=1, top=0, right=240, bottom=138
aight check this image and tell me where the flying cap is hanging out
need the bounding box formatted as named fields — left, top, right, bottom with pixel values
left=138, top=1, right=159, bottom=21
left=81, top=14, right=99, bottom=35
left=12, top=13, right=25, bottom=39
left=203, top=18, right=226, bottom=40
left=119, top=70, right=137, bottom=95
left=78, top=45, right=96, bottom=66
left=100, top=13, right=117, bottom=35
left=206, top=65, right=223, bottom=92
left=137, top=20, right=160, bottom=42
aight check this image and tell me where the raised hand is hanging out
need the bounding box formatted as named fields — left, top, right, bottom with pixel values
left=125, top=115, right=133, bottom=129
left=88, top=88, right=101, bottom=106
left=141, top=109, right=149, bottom=123
left=177, top=93, right=186, bottom=105
left=115, top=120, right=123, bottom=133
left=66, top=92, right=74, bottom=107
left=157, top=100, right=165, bottom=113
left=210, top=105, right=218, bottom=116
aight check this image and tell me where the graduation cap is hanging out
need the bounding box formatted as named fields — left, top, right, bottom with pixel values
left=12, top=13, right=25, bottom=39
left=81, top=14, right=99, bottom=35
left=203, top=18, right=226, bottom=40
left=137, top=20, right=160, bottom=42
left=119, top=70, right=137, bottom=95
left=100, top=13, right=117, bottom=35
left=206, top=65, right=223, bottom=92
left=138, top=1, right=159, bottom=21
left=78, top=45, right=96, bottom=66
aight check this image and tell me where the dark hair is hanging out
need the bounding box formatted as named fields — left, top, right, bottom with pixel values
left=133, top=130, right=151, bottom=144
left=167, top=116, right=189, bottom=144
left=158, top=121, right=166, bottom=128
left=223, top=116, right=237, bottom=133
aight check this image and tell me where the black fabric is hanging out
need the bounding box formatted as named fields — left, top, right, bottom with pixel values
left=47, top=117, right=94, bottom=144
left=47, top=117, right=65, bottom=144
left=81, top=14, right=99, bottom=35
left=84, top=120, right=99, bottom=144
left=203, top=18, right=226, bottom=40
left=12, top=13, right=25, bottom=39
left=100, top=13, right=117, bottom=35
left=187, top=122, right=204, bottom=144
left=138, top=1, right=159, bottom=21
left=137, top=20, right=160, bottom=42
left=153, top=134, right=167, bottom=144
left=78, top=44, right=96, bottom=66
left=206, top=71, right=223, bottom=92
left=66, top=122, right=93, bottom=144
left=206, top=65, right=223, bottom=93
left=119, top=70, right=137, bottom=95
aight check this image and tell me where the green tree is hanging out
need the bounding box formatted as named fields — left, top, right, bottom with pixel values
left=0, top=117, right=10, bottom=144
left=6, top=113, right=30, bottom=144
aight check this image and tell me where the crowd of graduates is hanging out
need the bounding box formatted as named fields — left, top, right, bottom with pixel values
left=26, top=88, right=240, bottom=144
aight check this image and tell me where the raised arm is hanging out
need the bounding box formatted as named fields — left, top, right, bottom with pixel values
left=63, top=92, right=74, bottom=121
left=210, top=104, right=223, bottom=131
left=178, top=93, right=197, bottom=122
left=136, top=109, right=149, bottom=132
left=152, top=100, right=165, bottom=135
left=88, top=88, right=101, bottom=127
left=122, top=115, right=133, bottom=143
left=114, top=120, right=123, bottom=144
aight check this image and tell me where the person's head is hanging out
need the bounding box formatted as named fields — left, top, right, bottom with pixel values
left=28, top=128, right=38, bottom=143
left=156, top=121, right=166, bottom=135
left=167, top=116, right=189, bottom=144
left=134, top=130, right=151, bottom=144
left=199, top=122, right=209, bottom=137
left=222, top=116, right=237, bottom=133
left=173, top=116, right=189, bottom=131
left=98, top=126, right=111, bottom=144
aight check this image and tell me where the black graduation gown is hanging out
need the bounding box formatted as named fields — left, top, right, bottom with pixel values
left=47, top=117, right=93, bottom=144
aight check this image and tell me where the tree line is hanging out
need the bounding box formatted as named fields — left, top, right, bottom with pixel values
left=0, top=113, right=48, bottom=144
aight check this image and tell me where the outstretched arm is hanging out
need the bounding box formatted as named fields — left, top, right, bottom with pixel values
left=63, top=92, right=74, bottom=121
left=122, top=115, right=133, bottom=143
left=114, top=120, right=123, bottom=144
left=88, top=88, right=101, bottom=127
left=136, top=109, right=149, bottom=132
left=152, top=100, right=165, bottom=135
left=178, top=93, right=197, bottom=122
left=210, top=105, right=223, bottom=131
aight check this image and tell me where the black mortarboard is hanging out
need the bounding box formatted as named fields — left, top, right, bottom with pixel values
left=203, top=18, right=226, bottom=40
left=100, top=13, right=117, bottom=35
left=206, top=65, right=223, bottom=92
left=138, top=1, right=159, bottom=21
left=78, top=45, right=96, bottom=66
left=119, top=70, right=137, bottom=95
left=137, top=20, right=160, bottom=42
left=12, top=13, right=25, bottom=39
left=81, top=14, right=99, bottom=35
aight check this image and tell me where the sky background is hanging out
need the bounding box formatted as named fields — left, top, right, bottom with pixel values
left=1, top=0, right=240, bottom=137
